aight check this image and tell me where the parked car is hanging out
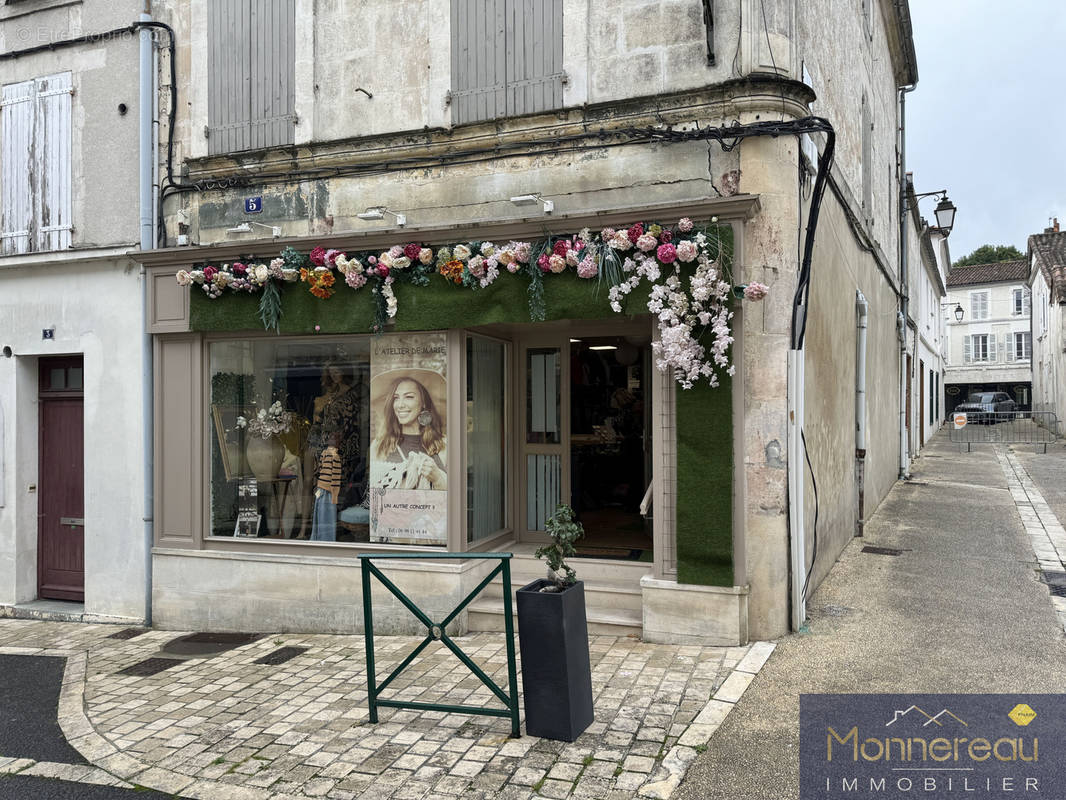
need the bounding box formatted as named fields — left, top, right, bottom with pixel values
left=955, top=392, right=1017, bottom=424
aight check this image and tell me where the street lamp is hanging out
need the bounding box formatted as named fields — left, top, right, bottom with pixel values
left=941, top=302, right=964, bottom=322
left=934, top=196, right=957, bottom=234
left=910, top=189, right=958, bottom=235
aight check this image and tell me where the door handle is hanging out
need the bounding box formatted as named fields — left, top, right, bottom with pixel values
left=60, top=517, right=84, bottom=527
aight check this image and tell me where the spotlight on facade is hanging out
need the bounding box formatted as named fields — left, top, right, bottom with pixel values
left=510, top=194, right=554, bottom=214
left=226, top=221, right=281, bottom=238
left=357, top=207, right=406, bottom=227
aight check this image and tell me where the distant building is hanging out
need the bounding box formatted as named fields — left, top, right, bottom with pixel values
left=1028, top=220, right=1066, bottom=425
left=944, top=261, right=1032, bottom=414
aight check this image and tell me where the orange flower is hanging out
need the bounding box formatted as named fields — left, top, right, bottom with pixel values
left=310, top=284, right=333, bottom=299
left=439, top=259, right=464, bottom=284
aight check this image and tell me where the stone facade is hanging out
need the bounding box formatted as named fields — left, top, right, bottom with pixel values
left=4, top=0, right=923, bottom=641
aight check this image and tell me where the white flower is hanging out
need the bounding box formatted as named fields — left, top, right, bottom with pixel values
left=391, top=256, right=411, bottom=270
left=419, top=248, right=434, bottom=265
left=480, top=242, right=496, bottom=256
left=254, top=264, right=269, bottom=283
left=453, top=244, right=472, bottom=261
left=175, top=270, right=192, bottom=286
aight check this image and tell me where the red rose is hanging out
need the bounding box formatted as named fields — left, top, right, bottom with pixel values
left=232, top=262, right=247, bottom=275
left=203, top=266, right=218, bottom=281
left=553, top=240, right=569, bottom=257
left=659, top=230, right=673, bottom=243
left=404, top=243, right=422, bottom=260
left=309, top=246, right=327, bottom=267
left=377, top=265, right=390, bottom=279
left=627, top=223, right=644, bottom=243
left=537, top=254, right=551, bottom=272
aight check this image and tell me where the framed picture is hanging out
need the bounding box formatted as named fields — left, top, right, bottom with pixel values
left=211, top=404, right=251, bottom=481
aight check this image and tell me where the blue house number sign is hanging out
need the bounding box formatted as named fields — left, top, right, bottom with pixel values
left=245, top=196, right=263, bottom=213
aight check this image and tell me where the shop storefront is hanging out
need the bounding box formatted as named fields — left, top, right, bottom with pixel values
left=143, top=199, right=754, bottom=644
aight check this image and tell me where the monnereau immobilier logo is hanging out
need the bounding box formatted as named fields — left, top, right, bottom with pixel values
left=800, top=694, right=1062, bottom=798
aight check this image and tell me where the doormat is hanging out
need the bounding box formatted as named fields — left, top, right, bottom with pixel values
left=573, top=547, right=645, bottom=561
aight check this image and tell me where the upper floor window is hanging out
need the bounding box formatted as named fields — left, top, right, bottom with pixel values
left=1, top=72, right=72, bottom=254
left=1012, top=287, right=1031, bottom=316
left=969, top=291, right=989, bottom=321
left=207, top=0, right=296, bottom=155
left=1008, top=332, right=1032, bottom=361
left=964, top=333, right=991, bottom=363
left=450, top=0, right=564, bottom=125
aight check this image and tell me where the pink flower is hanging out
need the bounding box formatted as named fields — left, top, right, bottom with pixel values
left=743, top=282, right=769, bottom=301
left=309, top=247, right=327, bottom=266
left=553, top=240, right=569, bottom=257
left=404, top=243, right=422, bottom=260
left=389, top=245, right=404, bottom=259
left=660, top=230, right=673, bottom=243
left=600, top=227, right=616, bottom=240
left=232, top=262, right=247, bottom=276
left=506, top=261, right=521, bottom=274
left=656, top=243, right=678, bottom=264
left=577, top=255, right=598, bottom=279
left=566, top=249, right=580, bottom=267
left=203, top=266, right=218, bottom=281
left=678, top=217, right=694, bottom=232
left=514, top=242, right=532, bottom=263
left=676, top=241, right=699, bottom=263
left=368, top=256, right=378, bottom=265
left=325, top=249, right=343, bottom=266
left=346, top=271, right=367, bottom=289
left=377, top=265, right=390, bottom=279
left=537, top=254, right=551, bottom=272
left=548, top=254, right=567, bottom=273
left=627, top=223, right=644, bottom=243
left=314, top=325, right=321, bottom=332
left=635, top=234, right=658, bottom=253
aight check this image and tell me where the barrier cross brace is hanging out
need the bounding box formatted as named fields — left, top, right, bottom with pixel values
left=357, top=552, right=521, bottom=738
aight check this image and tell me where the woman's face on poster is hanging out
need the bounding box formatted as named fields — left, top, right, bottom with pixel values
left=392, top=379, right=422, bottom=426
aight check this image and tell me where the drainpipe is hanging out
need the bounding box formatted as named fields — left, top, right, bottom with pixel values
left=787, top=348, right=805, bottom=632
left=139, top=3, right=155, bottom=625
left=898, top=84, right=916, bottom=479
left=855, top=290, right=868, bottom=536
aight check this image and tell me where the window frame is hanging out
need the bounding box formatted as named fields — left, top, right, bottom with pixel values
left=969, top=290, right=990, bottom=321
left=201, top=330, right=483, bottom=555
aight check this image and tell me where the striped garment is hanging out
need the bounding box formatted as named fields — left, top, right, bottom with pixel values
left=316, top=446, right=341, bottom=504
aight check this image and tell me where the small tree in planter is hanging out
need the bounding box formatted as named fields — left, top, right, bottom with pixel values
left=516, top=503, right=594, bottom=741
left=534, top=504, right=583, bottom=591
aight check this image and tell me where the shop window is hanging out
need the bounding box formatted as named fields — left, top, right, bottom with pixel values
left=467, top=335, right=508, bottom=542
left=209, top=333, right=449, bottom=547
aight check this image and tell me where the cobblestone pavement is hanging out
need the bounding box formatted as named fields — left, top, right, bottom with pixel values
left=0, top=621, right=774, bottom=799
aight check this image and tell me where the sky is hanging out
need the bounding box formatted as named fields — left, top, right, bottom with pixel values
left=906, top=1, right=1066, bottom=263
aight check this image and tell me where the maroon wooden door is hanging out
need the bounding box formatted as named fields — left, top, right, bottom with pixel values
left=38, top=357, right=85, bottom=601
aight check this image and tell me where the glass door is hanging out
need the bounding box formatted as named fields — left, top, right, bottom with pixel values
left=519, top=340, right=568, bottom=540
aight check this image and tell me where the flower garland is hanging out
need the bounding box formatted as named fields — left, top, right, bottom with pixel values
left=176, top=218, right=766, bottom=389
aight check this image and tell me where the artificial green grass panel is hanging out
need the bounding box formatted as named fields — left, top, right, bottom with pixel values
left=675, top=375, right=734, bottom=587
left=190, top=271, right=652, bottom=334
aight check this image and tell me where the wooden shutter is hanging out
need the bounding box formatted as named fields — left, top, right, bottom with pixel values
left=36, top=73, right=73, bottom=251
left=507, top=0, right=564, bottom=117
left=451, top=0, right=563, bottom=125
left=208, top=0, right=294, bottom=154
left=1006, top=333, right=1014, bottom=362
left=963, top=335, right=971, bottom=363
left=1, top=79, right=34, bottom=255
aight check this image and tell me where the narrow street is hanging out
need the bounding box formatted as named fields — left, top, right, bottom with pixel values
left=677, top=429, right=1066, bottom=799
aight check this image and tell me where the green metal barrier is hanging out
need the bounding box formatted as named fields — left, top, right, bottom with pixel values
left=357, top=552, right=520, bottom=738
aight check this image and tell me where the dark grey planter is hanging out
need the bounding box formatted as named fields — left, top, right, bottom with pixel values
left=516, top=578, right=594, bottom=742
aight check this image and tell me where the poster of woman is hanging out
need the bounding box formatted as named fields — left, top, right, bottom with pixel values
left=369, top=333, right=448, bottom=545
